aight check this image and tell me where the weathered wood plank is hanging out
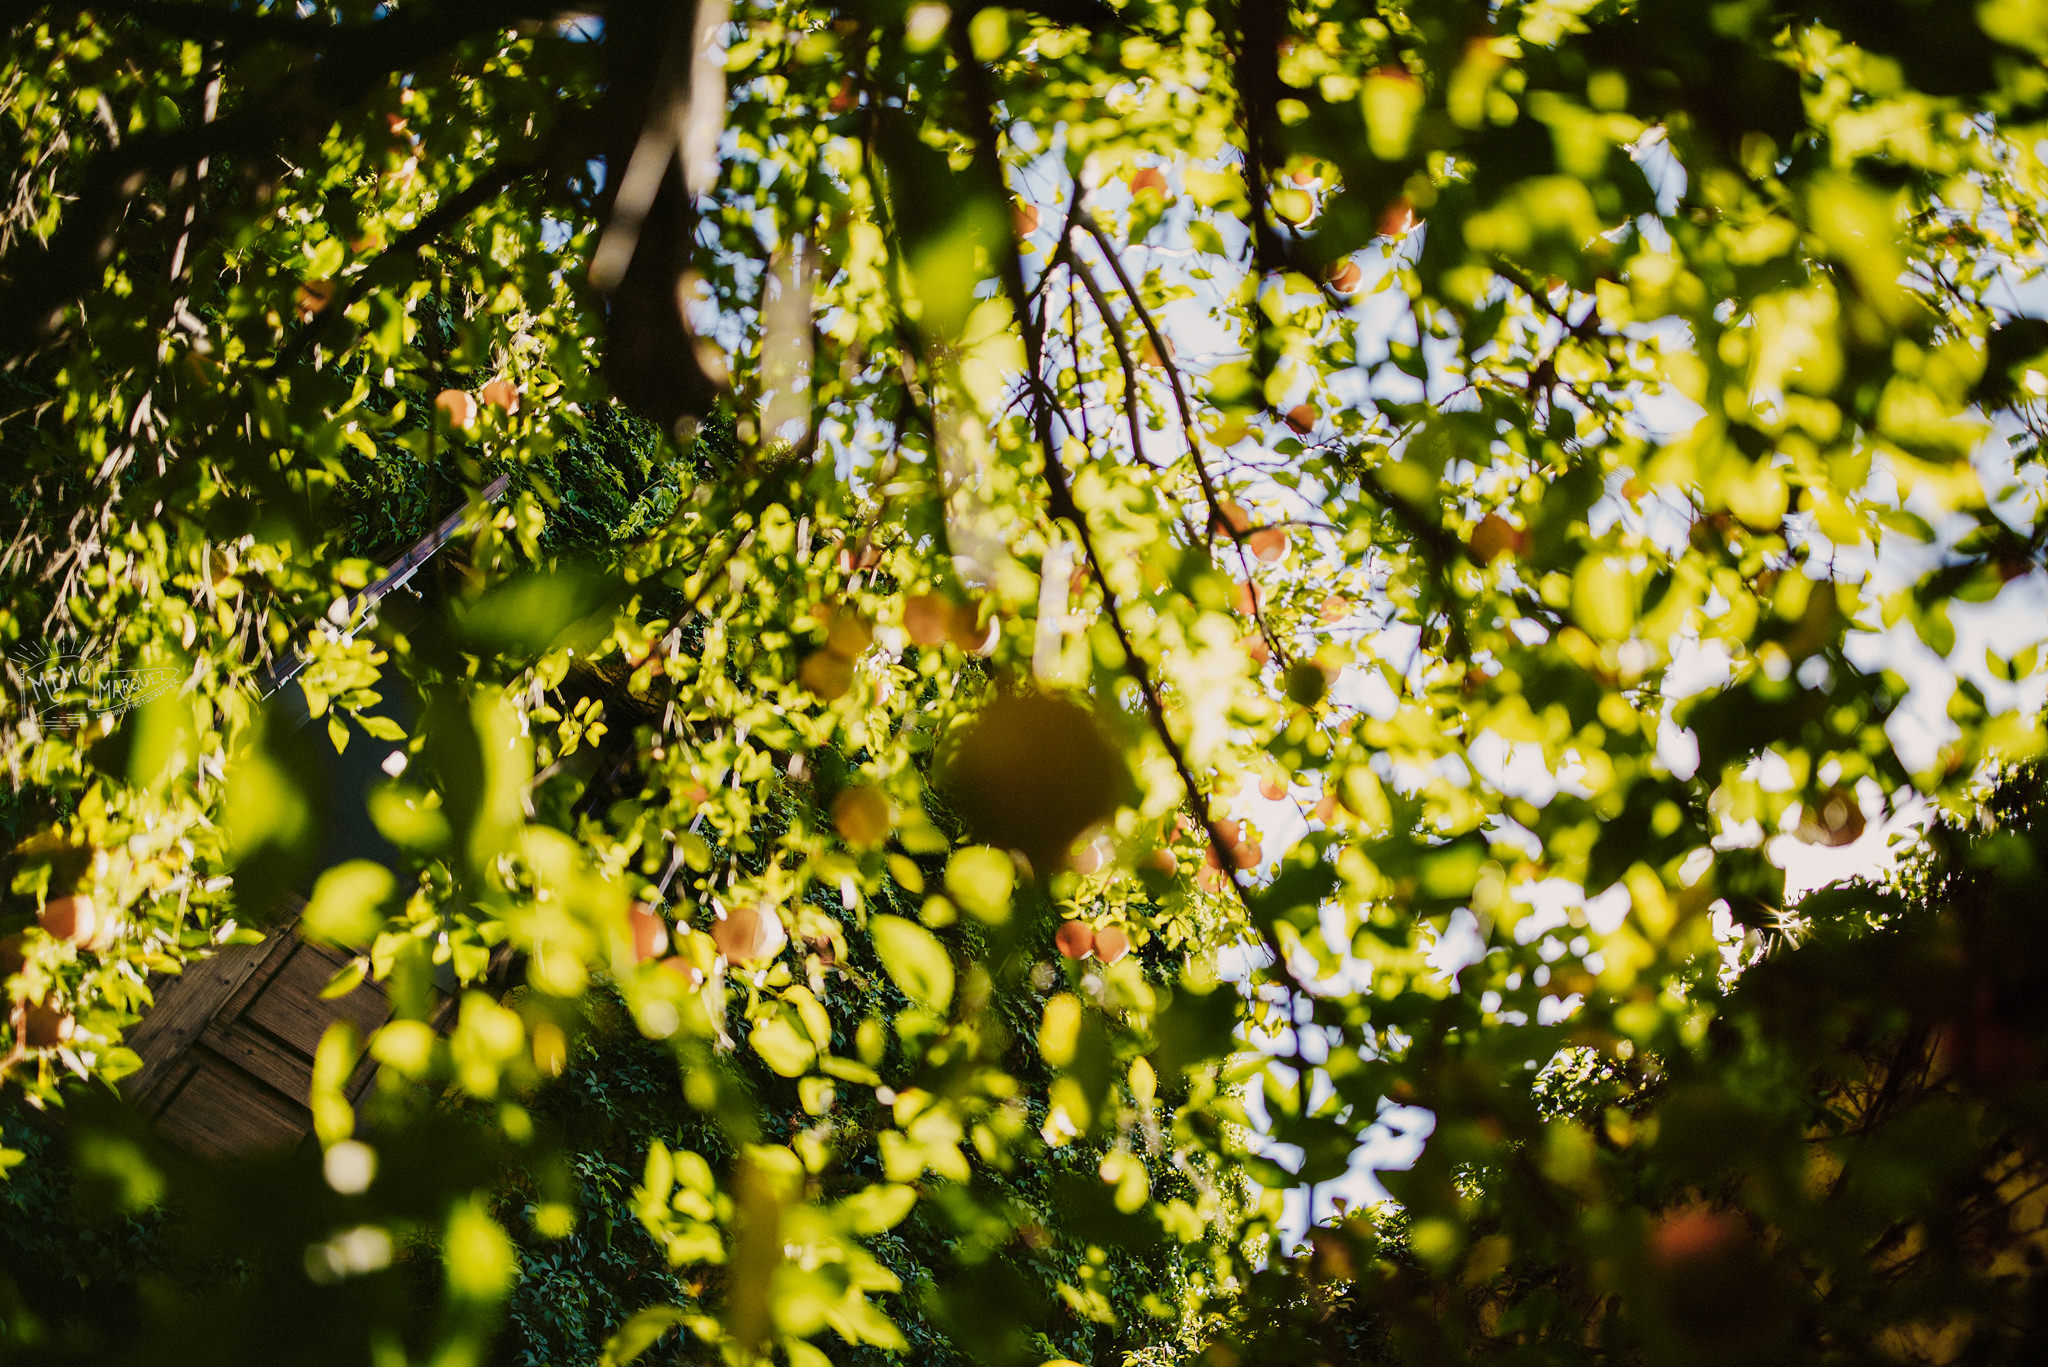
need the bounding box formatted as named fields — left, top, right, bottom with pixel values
left=197, top=1014, right=318, bottom=1103
left=122, top=931, right=294, bottom=1111
left=240, top=941, right=390, bottom=1055
left=151, top=1052, right=309, bottom=1160
left=213, top=922, right=310, bottom=1024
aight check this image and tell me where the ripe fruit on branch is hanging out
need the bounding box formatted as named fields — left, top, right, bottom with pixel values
left=832, top=785, right=892, bottom=846
left=903, top=593, right=954, bottom=646
left=1326, top=259, right=1362, bottom=293
left=800, top=650, right=855, bottom=699
left=435, top=389, right=478, bottom=430
left=1129, top=166, right=1168, bottom=196
left=1093, top=925, right=1130, bottom=964
left=1379, top=198, right=1420, bottom=237
left=1054, top=920, right=1095, bottom=960
left=24, top=1001, right=74, bottom=1048
left=1284, top=403, right=1318, bottom=435
left=1013, top=201, right=1040, bottom=235
left=1468, top=513, right=1526, bottom=564
left=480, top=378, right=520, bottom=415
left=823, top=608, right=875, bottom=659
left=1192, top=816, right=1258, bottom=869
left=1247, top=526, right=1287, bottom=562
left=627, top=902, right=669, bottom=963
left=945, top=599, right=994, bottom=654
left=1797, top=788, right=1867, bottom=847
left=710, top=904, right=787, bottom=965
left=1210, top=501, right=1253, bottom=539
left=296, top=279, right=336, bottom=320
left=41, top=894, right=112, bottom=951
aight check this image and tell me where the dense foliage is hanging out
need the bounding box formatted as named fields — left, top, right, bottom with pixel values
left=3, top=0, right=2047, bottom=1363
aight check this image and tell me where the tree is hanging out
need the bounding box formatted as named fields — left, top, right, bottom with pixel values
left=1222, top=763, right=2048, bottom=1365
left=2, top=1, right=2046, bottom=1364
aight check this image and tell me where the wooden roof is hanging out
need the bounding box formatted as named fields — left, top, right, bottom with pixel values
left=121, top=913, right=393, bottom=1159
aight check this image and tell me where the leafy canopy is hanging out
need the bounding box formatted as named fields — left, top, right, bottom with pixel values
left=3, top=0, right=2047, bottom=1363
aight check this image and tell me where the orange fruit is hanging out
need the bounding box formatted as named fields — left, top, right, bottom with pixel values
left=39, top=894, right=100, bottom=948
left=947, top=600, right=995, bottom=654
left=1326, top=259, right=1363, bottom=292
left=296, top=279, right=336, bottom=320
left=904, top=593, right=953, bottom=646
left=1285, top=403, right=1318, bottom=435
left=24, top=1001, right=74, bottom=1048
left=1094, top=925, right=1130, bottom=964
left=628, top=902, right=670, bottom=963
left=1798, top=789, right=1867, bottom=847
left=800, top=650, right=854, bottom=699
left=711, top=905, right=787, bottom=965
left=1468, top=513, right=1525, bottom=564
left=1247, top=527, right=1287, bottom=562
left=1129, top=166, right=1168, bottom=196
left=435, top=388, right=478, bottom=430
left=1211, top=501, right=1253, bottom=539
left=1013, top=201, right=1040, bottom=235
left=824, top=609, right=874, bottom=659
left=1054, top=920, right=1096, bottom=960
left=480, top=378, right=520, bottom=414
left=1651, top=1209, right=1745, bottom=1269
left=832, top=785, right=892, bottom=846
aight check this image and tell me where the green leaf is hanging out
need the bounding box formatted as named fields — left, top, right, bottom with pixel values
left=320, top=957, right=369, bottom=999
left=601, top=1308, right=688, bottom=1367
left=301, top=861, right=395, bottom=948
left=870, top=914, right=954, bottom=1013
left=944, top=845, right=1014, bottom=923
left=444, top=1197, right=517, bottom=1304
left=837, top=1182, right=919, bottom=1235
left=749, top=1009, right=817, bottom=1078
